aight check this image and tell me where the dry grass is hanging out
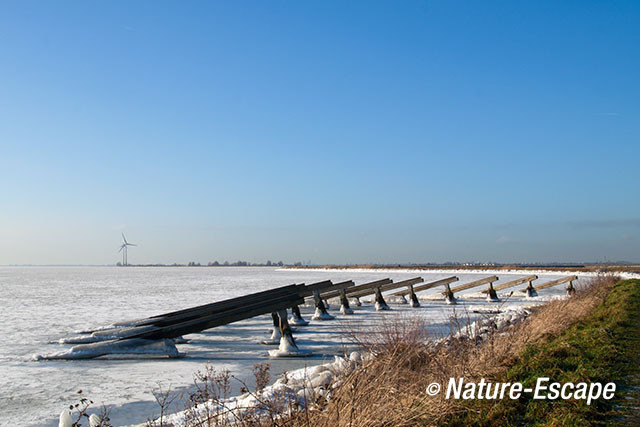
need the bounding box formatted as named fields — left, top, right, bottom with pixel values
left=284, top=273, right=620, bottom=426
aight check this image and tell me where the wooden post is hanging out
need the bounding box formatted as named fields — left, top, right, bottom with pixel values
left=277, top=310, right=294, bottom=342
left=443, top=276, right=498, bottom=304
left=343, top=278, right=422, bottom=309
left=482, top=275, right=538, bottom=294
left=261, top=312, right=282, bottom=345
left=525, top=280, right=537, bottom=297
left=339, top=289, right=354, bottom=315
left=409, top=284, right=420, bottom=307
left=444, top=283, right=457, bottom=305
left=390, top=277, right=458, bottom=303
left=312, top=290, right=334, bottom=320
left=566, top=279, right=576, bottom=297
left=520, top=276, right=578, bottom=296
left=305, top=280, right=353, bottom=319
left=374, top=287, right=391, bottom=311
left=268, top=309, right=312, bottom=357
left=319, top=278, right=392, bottom=301
left=486, top=282, right=499, bottom=302
left=289, top=305, right=309, bottom=326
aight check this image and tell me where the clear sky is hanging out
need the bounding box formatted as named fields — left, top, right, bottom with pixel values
left=1, top=1, right=639, bottom=265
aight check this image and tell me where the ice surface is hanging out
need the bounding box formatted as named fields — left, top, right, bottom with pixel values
left=35, top=338, right=181, bottom=360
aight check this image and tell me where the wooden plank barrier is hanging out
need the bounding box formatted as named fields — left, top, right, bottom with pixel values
left=315, top=278, right=393, bottom=312
left=107, top=292, right=304, bottom=341
left=346, top=277, right=424, bottom=311
left=44, top=284, right=310, bottom=359
left=319, top=278, right=393, bottom=301
left=387, top=277, right=426, bottom=307
left=481, top=275, right=538, bottom=302
left=519, top=275, right=578, bottom=297
left=390, top=276, right=459, bottom=307
left=99, top=283, right=304, bottom=332
left=289, top=280, right=333, bottom=325
left=73, top=284, right=304, bottom=340
left=311, top=280, right=354, bottom=320
left=442, top=276, right=498, bottom=305
left=348, top=277, right=423, bottom=300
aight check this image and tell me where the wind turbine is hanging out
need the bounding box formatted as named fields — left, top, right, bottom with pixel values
left=118, top=233, right=137, bottom=266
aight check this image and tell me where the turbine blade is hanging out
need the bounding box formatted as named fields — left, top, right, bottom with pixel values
left=122, top=233, right=128, bottom=244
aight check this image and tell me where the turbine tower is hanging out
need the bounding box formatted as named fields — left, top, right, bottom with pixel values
left=118, top=233, right=137, bottom=266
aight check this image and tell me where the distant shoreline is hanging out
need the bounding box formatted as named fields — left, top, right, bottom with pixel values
left=2, top=263, right=639, bottom=274
left=282, top=263, right=640, bottom=275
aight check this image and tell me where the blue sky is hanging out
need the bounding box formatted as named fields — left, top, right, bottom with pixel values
left=1, top=1, right=639, bottom=265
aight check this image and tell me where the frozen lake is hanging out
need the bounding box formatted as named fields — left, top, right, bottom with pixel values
left=0, top=266, right=585, bottom=426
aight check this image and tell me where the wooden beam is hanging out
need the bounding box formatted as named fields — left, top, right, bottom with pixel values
left=140, top=287, right=304, bottom=328
left=348, top=277, right=423, bottom=299
left=107, top=281, right=330, bottom=332
left=300, top=280, right=334, bottom=296
left=123, top=293, right=305, bottom=341
left=320, top=278, right=392, bottom=300
left=444, top=276, right=498, bottom=295
left=391, top=276, right=459, bottom=296
left=481, top=275, right=538, bottom=293
left=520, top=275, right=578, bottom=292
left=310, top=281, right=354, bottom=320
left=322, top=280, right=355, bottom=294
left=94, top=284, right=304, bottom=333
left=86, top=286, right=305, bottom=341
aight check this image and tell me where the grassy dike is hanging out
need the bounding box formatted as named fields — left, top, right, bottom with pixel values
left=452, top=279, right=640, bottom=426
